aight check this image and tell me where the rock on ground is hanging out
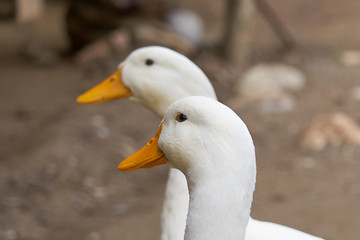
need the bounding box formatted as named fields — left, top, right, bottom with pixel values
left=228, top=63, right=306, bottom=113
left=299, top=112, right=360, bottom=151
left=166, top=9, right=204, bottom=46
left=238, top=63, right=305, bottom=101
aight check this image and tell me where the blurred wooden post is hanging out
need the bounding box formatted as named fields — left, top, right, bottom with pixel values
left=219, top=0, right=243, bottom=60
left=219, top=0, right=295, bottom=63
left=254, top=0, right=295, bottom=50
left=16, top=0, right=44, bottom=23
left=219, top=0, right=256, bottom=64
left=233, top=0, right=256, bottom=64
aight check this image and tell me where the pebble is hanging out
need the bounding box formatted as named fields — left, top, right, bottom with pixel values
left=91, top=115, right=106, bottom=127
left=95, top=126, right=110, bottom=139
left=112, top=204, right=129, bottom=215
left=90, top=115, right=110, bottom=139
left=350, top=86, right=360, bottom=101
left=229, top=63, right=306, bottom=113
left=166, top=9, right=204, bottom=46
left=4, top=230, right=17, bottom=240
left=339, top=50, right=360, bottom=66
left=238, top=63, right=305, bottom=102
left=299, top=112, right=360, bottom=151
left=87, top=232, right=101, bottom=240
left=93, top=187, right=107, bottom=201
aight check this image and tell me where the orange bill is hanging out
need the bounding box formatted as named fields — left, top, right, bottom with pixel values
left=76, top=66, right=131, bottom=104
left=118, top=122, right=167, bottom=171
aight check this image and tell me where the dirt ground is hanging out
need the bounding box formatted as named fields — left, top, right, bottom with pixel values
left=1, top=1, right=360, bottom=240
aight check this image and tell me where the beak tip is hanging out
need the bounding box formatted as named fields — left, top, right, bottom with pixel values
left=117, top=166, right=128, bottom=171
left=117, top=163, right=127, bottom=171
left=76, top=97, right=83, bottom=104
left=76, top=94, right=88, bottom=104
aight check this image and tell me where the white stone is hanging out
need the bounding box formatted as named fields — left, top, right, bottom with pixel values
left=95, top=126, right=110, bottom=139
left=340, top=50, right=360, bottom=66
left=93, top=187, right=107, bottom=201
left=299, top=112, right=360, bottom=151
left=91, top=115, right=106, bottom=127
left=238, top=63, right=306, bottom=102
left=4, top=230, right=17, bottom=240
left=113, top=204, right=129, bottom=215
left=87, top=232, right=101, bottom=240
left=166, top=9, right=204, bottom=46
left=350, top=86, right=360, bottom=101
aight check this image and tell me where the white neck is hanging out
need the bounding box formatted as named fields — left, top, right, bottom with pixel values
left=159, top=97, right=257, bottom=240
left=184, top=161, right=255, bottom=240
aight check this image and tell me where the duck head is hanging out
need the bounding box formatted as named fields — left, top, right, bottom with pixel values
left=118, top=96, right=255, bottom=182
left=77, top=46, right=216, bottom=117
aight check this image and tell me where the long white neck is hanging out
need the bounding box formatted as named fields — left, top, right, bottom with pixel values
left=184, top=158, right=256, bottom=240
left=159, top=98, right=257, bottom=240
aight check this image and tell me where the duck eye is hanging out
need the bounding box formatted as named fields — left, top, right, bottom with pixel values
left=175, top=113, right=187, bottom=122
left=145, top=59, right=154, bottom=66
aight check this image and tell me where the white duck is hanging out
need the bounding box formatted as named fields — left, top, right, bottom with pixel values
left=118, top=96, right=256, bottom=240
left=77, top=46, right=324, bottom=240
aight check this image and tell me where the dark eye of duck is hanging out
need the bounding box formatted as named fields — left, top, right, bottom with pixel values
left=145, top=58, right=154, bottom=66
left=175, top=113, right=187, bottom=122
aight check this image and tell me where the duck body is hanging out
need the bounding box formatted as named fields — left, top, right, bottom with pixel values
left=77, top=46, right=325, bottom=240
left=246, top=218, right=324, bottom=240
left=161, top=169, right=189, bottom=240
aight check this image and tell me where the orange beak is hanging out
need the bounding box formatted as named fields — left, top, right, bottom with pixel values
left=76, top=66, right=131, bottom=104
left=118, top=122, right=167, bottom=171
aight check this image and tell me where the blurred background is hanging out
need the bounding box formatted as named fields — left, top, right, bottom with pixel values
left=1, top=0, right=360, bottom=239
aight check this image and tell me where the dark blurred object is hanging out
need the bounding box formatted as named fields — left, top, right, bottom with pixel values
left=65, top=0, right=166, bottom=53
left=73, top=21, right=195, bottom=69
left=255, top=0, right=295, bottom=51
left=22, top=40, right=61, bottom=66
left=0, top=0, right=44, bottom=22
left=219, top=0, right=295, bottom=63
left=0, top=0, right=15, bottom=20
